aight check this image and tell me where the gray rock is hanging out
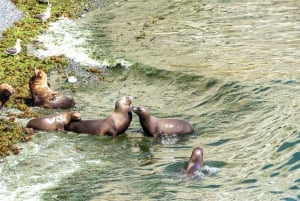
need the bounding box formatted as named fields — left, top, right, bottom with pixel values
left=0, top=0, right=24, bottom=39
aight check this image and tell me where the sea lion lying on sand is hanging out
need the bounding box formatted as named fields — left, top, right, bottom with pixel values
left=0, top=84, right=15, bottom=108
left=26, top=111, right=81, bottom=131
left=29, top=69, right=75, bottom=109
left=65, top=96, right=133, bottom=137
left=132, top=106, right=194, bottom=138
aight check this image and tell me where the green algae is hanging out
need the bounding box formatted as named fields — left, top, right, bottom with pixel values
left=0, top=0, right=88, bottom=157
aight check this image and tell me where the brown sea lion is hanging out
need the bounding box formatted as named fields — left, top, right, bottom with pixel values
left=29, top=69, right=75, bottom=109
left=0, top=84, right=15, bottom=108
left=183, top=147, right=204, bottom=177
left=65, top=96, right=133, bottom=137
left=26, top=111, right=81, bottom=131
left=132, top=106, right=194, bottom=138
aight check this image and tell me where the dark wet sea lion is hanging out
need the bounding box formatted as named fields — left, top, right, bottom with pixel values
left=26, top=111, right=81, bottom=131
left=132, top=106, right=194, bottom=138
left=0, top=84, right=15, bottom=108
left=65, top=96, right=133, bottom=137
left=29, top=69, right=75, bottom=109
left=183, top=147, right=204, bottom=177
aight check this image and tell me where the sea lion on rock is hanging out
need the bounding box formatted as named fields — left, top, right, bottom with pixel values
left=183, top=147, right=204, bottom=177
left=26, top=111, right=81, bottom=131
left=29, top=69, right=75, bottom=109
left=132, top=106, right=194, bottom=138
left=65, top=96, right=133, bottom=137
left=0, top=84, right=15, bottom=108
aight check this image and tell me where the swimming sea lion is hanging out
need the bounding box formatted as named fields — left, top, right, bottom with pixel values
left=132, top=106, right=194, bottom=138
left=65, top=96, right=133, bottom=137
left=183, top=147, right=204, bottom=177
left=0, top=84, right=15, bottom=108
left=29, top=69, right=75, bottom=109
left=26, top=111, right=81, bottom=131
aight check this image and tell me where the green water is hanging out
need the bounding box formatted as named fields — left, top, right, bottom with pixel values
left=0, top=0, right=299, bottom=200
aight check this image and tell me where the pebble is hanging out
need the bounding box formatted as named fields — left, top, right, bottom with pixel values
left=67, top=76, right=78, bottom=83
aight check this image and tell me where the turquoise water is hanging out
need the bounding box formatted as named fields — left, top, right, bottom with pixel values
left=1, top=0, right=299, bottom=200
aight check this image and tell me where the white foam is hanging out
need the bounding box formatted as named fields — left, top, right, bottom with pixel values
left=0, top=134, right=84, bottom=201
left=161, top=134, right=179, bottom=144
left=33, top=17, right=130, bottom=68
left=194, top=170, right=205, bottom=179
left=203, top=165, right=220, bottom=174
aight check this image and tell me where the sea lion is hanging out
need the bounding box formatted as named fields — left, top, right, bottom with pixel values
left=65, top=96, right=133, bottom=137
left=132, top=106, right=194, bottom=138
left=0, top=84, right=15, bottom=108
left=26, top=111, right=81, bottom=131
left=29, top=69, right=75, bottom=109
left=183, top=147, right=204, bottom=177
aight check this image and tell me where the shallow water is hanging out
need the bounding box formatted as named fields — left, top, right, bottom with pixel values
left=1, top=0, right=300, bottom=200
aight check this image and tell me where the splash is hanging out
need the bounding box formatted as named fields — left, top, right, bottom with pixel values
left=32, top=17, right=131, bottom=68
left=161, top=135, right=179, bottom=145
left=203, top=165, right=220, bottom=175
left=0, top=134, right=84, bottom=201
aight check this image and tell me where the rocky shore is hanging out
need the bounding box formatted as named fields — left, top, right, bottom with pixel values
left=0, top=0, right=24, bottom=38
left=0, top=0, right=103, bottom=157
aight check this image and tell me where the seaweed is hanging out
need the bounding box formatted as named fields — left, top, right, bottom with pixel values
left=0, top=0, right=89, bottom=156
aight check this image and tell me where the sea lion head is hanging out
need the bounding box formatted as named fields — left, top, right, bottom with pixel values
left=184, top=147, right=204, bottom=177
left=70, top=111, right=81, bottom=121
left=30, top=69, right=48, bottom=87
left=189, top=147, right=203, bottom=164
left=132, top=106, right=151, bottom=117
left=0, top=84, right=15, bottom=108
left=115, top=96, right=133, bottom=113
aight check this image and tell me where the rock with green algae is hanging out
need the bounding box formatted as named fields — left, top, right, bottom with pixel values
left=0, top=118, right=34, bottom=158
left=0, top=0, right=89, bottom=157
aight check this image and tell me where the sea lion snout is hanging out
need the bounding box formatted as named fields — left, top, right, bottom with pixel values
left=193, top=147, right=203, bottom=157
left=132, top=106, right=147, bottom=114
left=115, top=96, right=133, bottom=112
left=71, top=111, right=81, bottom=121
left=120, top=96, right=133, bottom=105
left=131, top=106, right=137, bottom=112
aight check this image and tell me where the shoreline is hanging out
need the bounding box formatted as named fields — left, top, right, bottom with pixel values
left=0, top=0, right=102, bottom=158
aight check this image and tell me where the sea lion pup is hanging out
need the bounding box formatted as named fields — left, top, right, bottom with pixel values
left=26, top=111, right=81, bottom=131
left=132, top=106, right=194, bottom=138
left=0, top=84, right=15, bottom=109
left=65, top=96, right=133, bottom=137
left=183, top=147, right=204, bottom=177
left=29, top=69, right=75, bottom=109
